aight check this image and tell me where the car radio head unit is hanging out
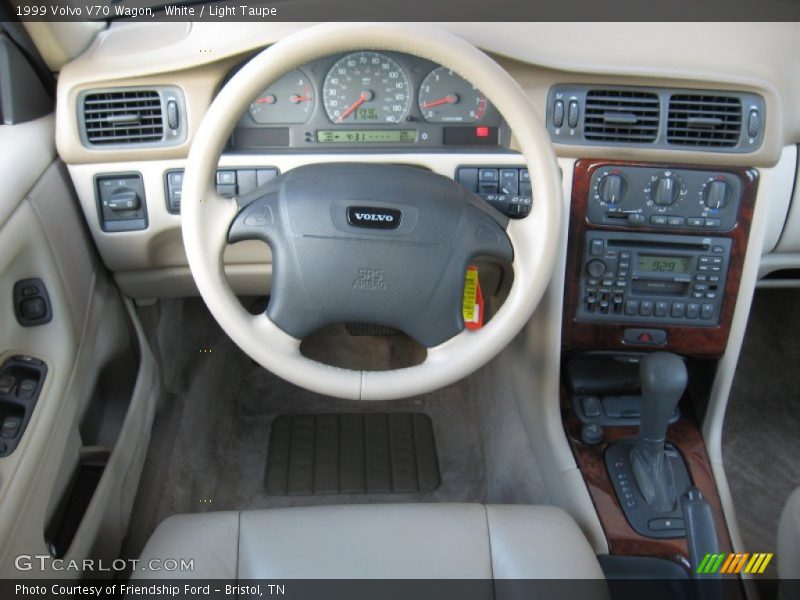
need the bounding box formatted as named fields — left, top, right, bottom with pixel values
left=577, top=231, right=732, bottom=326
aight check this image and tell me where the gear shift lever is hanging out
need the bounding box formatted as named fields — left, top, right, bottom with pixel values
left=630, top=352, right=688, bottom=513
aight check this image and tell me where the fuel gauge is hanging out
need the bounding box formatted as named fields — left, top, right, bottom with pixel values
left=248, top=69, right=315, bottom=125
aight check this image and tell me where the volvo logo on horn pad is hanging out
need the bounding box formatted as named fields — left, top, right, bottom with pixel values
left=346, top=206, right=402, bottom=230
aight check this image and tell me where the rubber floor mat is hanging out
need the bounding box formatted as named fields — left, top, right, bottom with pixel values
left=265, top=413, right=440, bottom=495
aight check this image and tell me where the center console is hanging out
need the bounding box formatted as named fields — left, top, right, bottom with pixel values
left=564, top=160, right=758, bottom=358
left=561, top=160, right=757, bottom=592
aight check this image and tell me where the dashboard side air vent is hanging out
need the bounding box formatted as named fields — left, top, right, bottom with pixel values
left=584, top=89, right=659, bottom=143
left=78, top=86, right=186, bottom=148
left=667, top=94, right=742, bottom=148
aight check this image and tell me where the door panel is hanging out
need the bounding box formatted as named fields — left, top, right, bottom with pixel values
left=0, top=106, right=158, bottom=577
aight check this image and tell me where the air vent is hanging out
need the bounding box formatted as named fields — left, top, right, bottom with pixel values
left=78, top=86, right=185, bottom=148
left=82, top=89, right=164, bottom=145
left=584, top=90, right=659, bottom=143
left=667, top=94, right=742, bottom=148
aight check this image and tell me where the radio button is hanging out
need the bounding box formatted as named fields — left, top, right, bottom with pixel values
left=695, top=284, right=708, bottom=292
left=705, top=292, right=717, bottom=299
left=712, top=245, right=725, bottom=254
left=586, top=259, right=606, bottom=278
left=654, top=301, right=669, bottom=317
left=695, top=274, right=708, bottom=282
left=617, top=270, right=629, bottom=278
left=687, top=217, right=704, bottom=227
left=701, top=304, right=715, bottom=319
left=620, top=251, right=632, bottom=260
left=671, top=302, right=686, bottom=318
left=668, top=216, right=685, bottom=226
left=639, top=301, right=654, bottom=316
left=590, top=239, right=605, bottom=256
left=686, top=303, right=701, bottom=319
left=692, top=292, right=704, bottom=299
left=624, top=300, right=639, bottom=316
left=709, top=275, right=720, bottom=283
left=705, top=218, right=721, bottom=228
left=616, top=280, right=626, bottom=288
left=602, top=279, right=614, bottom=287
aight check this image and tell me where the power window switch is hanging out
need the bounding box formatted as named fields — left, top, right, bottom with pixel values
left=18, top=379, right=37, bottom=400
left=1, top=417, right=22, bottom=439
left=0, top=375, right=14, bottom=395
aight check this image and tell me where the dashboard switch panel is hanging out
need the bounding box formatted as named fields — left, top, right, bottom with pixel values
left=164, top=167, right=279, bottom=214
left=456, top=166, right=532, bottom=218
left=587, top=166, right=742, bottom=232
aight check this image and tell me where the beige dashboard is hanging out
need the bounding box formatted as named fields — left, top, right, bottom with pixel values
left=53, top=21, right=800, bottom=296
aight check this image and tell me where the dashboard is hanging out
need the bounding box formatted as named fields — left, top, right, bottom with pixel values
left=227, top=51, right=510, bottom=152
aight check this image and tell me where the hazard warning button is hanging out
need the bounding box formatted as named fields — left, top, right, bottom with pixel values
left=622, top=328, right=667, bottom=345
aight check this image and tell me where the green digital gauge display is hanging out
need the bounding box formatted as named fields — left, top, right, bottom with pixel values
left=316, top=130, right=418, bottom=143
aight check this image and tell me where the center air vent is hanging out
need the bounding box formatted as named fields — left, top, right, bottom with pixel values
left=584, top=90, right=660, bottom=143
left=547, top=84, right=764, bottom=153
left=667, top=94, right=742, bottom=148
left=79, top=86, right=186, bottom=148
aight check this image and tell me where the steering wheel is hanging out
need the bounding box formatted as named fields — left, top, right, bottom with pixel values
left=182, top=23, right=562, bottom=400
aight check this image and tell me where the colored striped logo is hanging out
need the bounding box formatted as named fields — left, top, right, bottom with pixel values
left=697, top=552, right=773, bottom=574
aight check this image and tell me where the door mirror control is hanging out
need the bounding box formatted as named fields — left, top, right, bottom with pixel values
left=13, top=278, right=52, bottom=327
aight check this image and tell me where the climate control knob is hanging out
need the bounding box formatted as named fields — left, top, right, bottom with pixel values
left=598, top=174, right=626, bottom=204
left=586, top=259, right=606, bottom=278
left=652, top=177, right=680, bottom=206
left=704, top=180, right=731, bottom=209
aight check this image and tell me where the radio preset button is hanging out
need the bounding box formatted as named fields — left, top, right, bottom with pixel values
left=671, top=302, right=686, bottom=318
left=701, top=304, right=715, bottom=319
left=639, top=301, right=654, bottom=316
left=654, top=302, right=669, bottom=317
left=624, top=300, right=639, bottom=316
left=686, top=303, right=701, bottom=319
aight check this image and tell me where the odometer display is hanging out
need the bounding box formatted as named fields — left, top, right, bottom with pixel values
left=316, top=130, right=417, bottom=144
left=323, top=52, right=411, bottom=124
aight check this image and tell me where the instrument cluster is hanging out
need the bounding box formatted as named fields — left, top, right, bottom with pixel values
left=227, top=51, right=509, bottom=151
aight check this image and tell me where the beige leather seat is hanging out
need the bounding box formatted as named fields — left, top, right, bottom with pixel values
left=136, top=503, right=606, bottom=584
left=778, top=487, right=800, bottom=580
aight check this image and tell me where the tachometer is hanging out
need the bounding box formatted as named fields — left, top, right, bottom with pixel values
left=418, top=67, right=487, bottom=124
left=323, top=52, right=411, bottom=124
left=248, top=69, right=314, bottom=125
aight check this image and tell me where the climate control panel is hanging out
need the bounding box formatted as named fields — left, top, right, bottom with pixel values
left=587, top=166, right=742, bottom=231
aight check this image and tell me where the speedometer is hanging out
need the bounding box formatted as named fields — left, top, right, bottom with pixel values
left=322, top=52, right=411, bottom=124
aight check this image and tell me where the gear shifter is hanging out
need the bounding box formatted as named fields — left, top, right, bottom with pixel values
left=630, top=352, right=688, bottom=513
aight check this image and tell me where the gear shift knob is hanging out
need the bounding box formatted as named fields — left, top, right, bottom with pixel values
left=639, top=352, right=688, bottom=445
left=630, top=352, right=688, bottom=513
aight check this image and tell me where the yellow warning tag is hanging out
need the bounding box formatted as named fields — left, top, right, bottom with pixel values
left=462, top=266, right=484, bottom=329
